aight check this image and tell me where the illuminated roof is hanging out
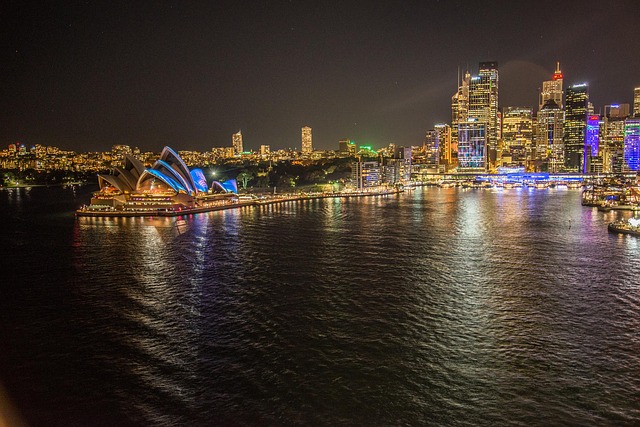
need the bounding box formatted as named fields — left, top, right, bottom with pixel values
left=211, top=179, right=238, bottom=194
left=137, top=169, right=186, bottom=193
left=97, top=146, right=209, bottom=195
left=190, top=169, right=209, bottom=193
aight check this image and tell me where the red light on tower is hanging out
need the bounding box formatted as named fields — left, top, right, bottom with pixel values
left=552, top=61, right=562, bottom=80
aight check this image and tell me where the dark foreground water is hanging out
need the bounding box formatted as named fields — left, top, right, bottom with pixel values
left=1, top=185, right=640, bottom=426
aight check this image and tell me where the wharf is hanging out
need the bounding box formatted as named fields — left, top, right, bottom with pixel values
left=75, top=188, right=402, bottom=218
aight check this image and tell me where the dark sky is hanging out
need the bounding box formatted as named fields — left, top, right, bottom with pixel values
left=2, top=0, right=639, bottom=153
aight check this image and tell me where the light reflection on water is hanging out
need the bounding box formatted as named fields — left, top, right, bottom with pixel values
left=2, top=186, right=640, bottom=425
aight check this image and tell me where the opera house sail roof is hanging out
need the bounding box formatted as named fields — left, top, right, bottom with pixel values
left=96, top=146, right=238, bottom=197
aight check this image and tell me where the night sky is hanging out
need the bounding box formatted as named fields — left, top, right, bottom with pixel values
left=2, top=0, right=639, bottom=153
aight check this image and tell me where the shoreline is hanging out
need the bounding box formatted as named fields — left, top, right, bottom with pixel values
left=75, top=188, right=402, bottom=218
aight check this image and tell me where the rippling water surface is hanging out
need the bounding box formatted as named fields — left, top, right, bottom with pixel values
left=2, top=185, right=640, bottom=426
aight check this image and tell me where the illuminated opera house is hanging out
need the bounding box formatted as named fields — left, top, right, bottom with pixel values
left=80, top=146, right=239, bottom=215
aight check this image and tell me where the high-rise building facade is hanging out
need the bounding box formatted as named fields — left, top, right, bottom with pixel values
left=457, top=119, right=487, bottom=172
left=423, top=130, right=439, bottom=167
left=352, top=161, right=381, bottom=189
left=468, top=62, right=499, bottom=167
left=584, top=114, right=602, bottom=173
left=232, top=130, right=243, bottom=155
left=564, top=84, right=589, bottom=171
left=501, top=107, right=533, bottom=167
left=451, top=71, right=470, bottom=144
left=435, top=123, right=453, bottom=168
left=301, top=126, right=312, bottom=154
left=539, top=62, right=563, bottom=110
left=602, top=104, right=630, bottom=173
left=624, top=118, right=640, bottom=171
left=536, top=99, right=564, bottom=172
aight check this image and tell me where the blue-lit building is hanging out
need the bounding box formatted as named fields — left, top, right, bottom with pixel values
left=624, top=118, right=640, bottom=171
left=584, top=114, right=602, bottom=173
left=457, top=119, right=487, bottom=172
left=90, top=146, right=238, bottom=212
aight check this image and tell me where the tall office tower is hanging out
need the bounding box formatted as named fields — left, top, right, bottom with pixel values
left=301, top=126, right=313, bottom=154
left=423, top=130, right=439, bottom=167
left=624, top=118, right=640, bottom=171
left=501, top=107, right=533, bottom=167
left=564, top=84, right=589, bottom=171
left=435, top=123, right=452, bottom=167
left=602, top=104, right=630, bottom=172
left=539, top=62, right=564, bottom=110
left=634, top=88, right=640, bottom=117
left=468, top=62, right=499, bottom=167
left=457, top=119, right=487, bottom=172
left=451, top=71, right=470, bottom=144
left=536, top=99, right=564, bottom=172
left=584, top=115, right=602, bottom=173
left=232, top=130, right=243, bottom=155
left=260, top=145, right=270, bottom=157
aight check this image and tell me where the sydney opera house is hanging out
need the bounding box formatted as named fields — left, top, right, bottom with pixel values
left=78, top=146, right=240, bottom=216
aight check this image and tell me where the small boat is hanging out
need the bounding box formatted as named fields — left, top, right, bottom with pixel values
left=608, top=218, right=640, bottom=236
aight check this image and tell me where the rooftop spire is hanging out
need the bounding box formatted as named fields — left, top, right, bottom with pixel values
left=553, top=62, right=563, bottom=81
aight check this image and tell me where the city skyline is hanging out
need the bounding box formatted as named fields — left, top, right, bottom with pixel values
left=3, top=1, right=640, bottom=153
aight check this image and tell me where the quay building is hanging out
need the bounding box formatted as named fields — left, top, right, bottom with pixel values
left=85, top=146, right=238, bottom=214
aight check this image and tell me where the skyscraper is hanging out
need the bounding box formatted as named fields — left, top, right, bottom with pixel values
left=501, top=107, right=533, bottom=167
left=539, top=62, right=563, bottom=110
left=564, top=84, right=589, bottom=171
left=624, top=118, right=640, bottom=171
left=536, top=99, right=564, bottom=172
left=435, top=123, right=452, bottom=168
left=451, top=71, right=470, bottom=144
left=634, top=87, right=640, bottom=117
left=457, top=119, right=487, bottom=172
left=301, top=126, right=312, bottom=154
left=468, top=62, right=499, bottom=167
left=602, top=104, right=630, bottom=173
left=423, top=130, right=439, bottom=167
left=584, top=114, right=602, bottom=173
left=232, top=130, right=243, bottom=155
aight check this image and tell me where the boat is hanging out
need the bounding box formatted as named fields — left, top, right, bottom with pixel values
left=608, top=218, right=640, bottom=236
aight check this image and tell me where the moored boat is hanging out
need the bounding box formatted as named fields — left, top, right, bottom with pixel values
left=608, top=218, right=640, bottom=236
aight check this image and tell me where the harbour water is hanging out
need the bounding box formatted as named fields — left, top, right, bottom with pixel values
left=1, top=185, right=640, bottom=425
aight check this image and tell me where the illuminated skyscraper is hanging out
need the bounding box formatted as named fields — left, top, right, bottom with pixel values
left=539, top=62, right=563, bottom=110
left=301, top=126, right=312, bottom=154
left=564, top=84, right=589, bottom=171
left=536, top=99, right=564, bottom=172
left=232, top=130, right=243, bottom=155
left=634, top=87, right=640, bottom=117
left=423, top=130, right=439, bottom=167
left=624, top=118, right=640, bottom=171
left=468, top=62, right=499, bottom=167
left=451, top=71, right=470, bottom=144
left=602, top=104, right=630, bottom=173
left=584, top=115, right=602, bottom=173
left=457, top=119, right=487, bottom=172
left=501, top=107, right=533, bottom=167
left=435, top=123, right=452, bottom=168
